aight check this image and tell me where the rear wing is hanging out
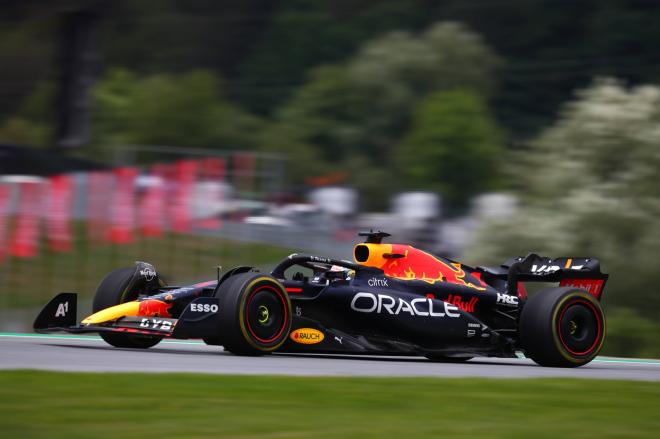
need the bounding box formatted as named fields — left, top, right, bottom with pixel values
left=479, top=253, right=608, bottom=300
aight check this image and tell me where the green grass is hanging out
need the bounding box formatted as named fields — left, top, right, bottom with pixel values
left=0, top=230, right=292, bottom=309
left=0, top=371, right=658, bottom=438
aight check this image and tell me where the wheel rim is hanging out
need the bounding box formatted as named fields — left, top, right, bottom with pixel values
left=245, top=285, right=287, bottom=344
left=257, top=305, right=270, bottom=324
left=557, top=299, right=602, bottom=356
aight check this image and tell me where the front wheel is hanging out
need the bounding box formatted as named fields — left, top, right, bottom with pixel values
left=520, top=287, right=605, bottom=367
left=215, top=272, right=292, bottom=356
left=93, top=267, right=162, bottom=349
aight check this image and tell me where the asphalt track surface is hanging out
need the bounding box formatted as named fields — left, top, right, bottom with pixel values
left=2, top=334, right=660, bottom=381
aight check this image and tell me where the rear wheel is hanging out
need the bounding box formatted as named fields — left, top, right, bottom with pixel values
left=520, top=287, right=605, bottom=367
left=215, top=272, right=292, bottom=356
left=93, top=267, right=162, bottom=349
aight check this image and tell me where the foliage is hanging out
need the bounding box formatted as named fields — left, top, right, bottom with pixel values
left=0, top=79, right=55, bottom=147
left=6, top=0, right=660, bottom=139
left=346, top=22, right=500, bottom=161
left=397, top=89, right=503, bottom=208
left=349, top=22, right=498, bottom=100
left=92, top=69, right=264, bottom=158
left=603, top=308, right=660, bottom=359
left=268, top=65, right=361, bottom=165
left=465, top=78, right=660, bottom=336
left=236, top=0, right=444, bottom=114
left=98, top=0, right=275, bottom=77
left=266, top=22, right=501, bottom=208
left=0, top=116, right=51, bottom=147
left=232, top=0, right=660, bottom=135
left=0, top=19, right=54, bottom=121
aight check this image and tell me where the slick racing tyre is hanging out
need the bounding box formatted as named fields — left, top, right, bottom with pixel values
left=520, top=287, right=605, bottom=368
left=215, top=272, right=292, bottom=356
left=93, top=267, right=162, bottom=349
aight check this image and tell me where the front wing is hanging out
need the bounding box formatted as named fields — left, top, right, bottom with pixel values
left=33, top=293, right=220, bottom=339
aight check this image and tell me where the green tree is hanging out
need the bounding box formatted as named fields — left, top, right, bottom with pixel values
left=349, top=22, right=498, bottom=100
left=266, top=22, right=501, bottom=207
left=347, top=22, right=500, bottom=161
left=92, top=69, right=263, bottom=159
left=236, top=0, right=444, bottom=114
left=397, top=89, right=503, bottom=209
left=269, top=65, right=364, bottom=163
left=0, top=80, right=55, bottom=147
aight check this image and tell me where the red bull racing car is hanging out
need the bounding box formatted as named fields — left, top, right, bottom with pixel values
left=34, top=231, right=608, bottom=367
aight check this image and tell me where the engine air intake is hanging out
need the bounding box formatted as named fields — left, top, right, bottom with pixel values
left=354, top=244, right=369, bottom=263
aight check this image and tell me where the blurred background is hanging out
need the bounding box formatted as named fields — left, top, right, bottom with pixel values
left=1, top=0, right=659, bottom=357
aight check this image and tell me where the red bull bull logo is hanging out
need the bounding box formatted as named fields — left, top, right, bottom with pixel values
left=446, top=294, right=479, bottom=313
left=138, top=299, right=172, bottom=317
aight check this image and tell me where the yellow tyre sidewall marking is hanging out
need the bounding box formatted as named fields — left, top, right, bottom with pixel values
left=551, top=290, right=606, bottom=364
left=238, top=277, right=291, bottom=352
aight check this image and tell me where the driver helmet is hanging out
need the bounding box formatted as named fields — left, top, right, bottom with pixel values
left=329, top=265, right=354, bottom=280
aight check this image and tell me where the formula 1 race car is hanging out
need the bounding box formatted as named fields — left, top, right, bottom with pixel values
left=34, top=231, right=608, bottom=367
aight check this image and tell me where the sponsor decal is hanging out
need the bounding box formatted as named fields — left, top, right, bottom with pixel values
left=138, top=300, right=172, bottom=317
left=55, top=301, right=69, bottom=317
left=446, top=294, right=478, bottom=313
left=531, top=263, right=584, bottom=274
left=496, top=293, right=519, bottom=307
left=139, top=318, right=173, bottom=331
left=290, top=328, right=324, bottom=344
left=559, top=278, right=604, bottom=299
left=466, top=322, right=491, bottom=338
left=140, top=267, right=157, bottom=281
left=295, top=306, right=302, bottom=317
left=190, top=303, right=219, bottom=313
left=350, top=292, right=460, bottom=318
left=368, top=277, right=389, bottom=287
left=334, top=336, right=343, bottom=345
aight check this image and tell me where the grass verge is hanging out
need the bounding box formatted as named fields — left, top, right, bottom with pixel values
left=0, top=371, right=658, bottom=438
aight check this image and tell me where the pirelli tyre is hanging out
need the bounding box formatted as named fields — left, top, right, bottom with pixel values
left=93, top=267, right=162, bottom=349
left=215, top=272, right=292, bottom=356
left=520, top=287, right=605, bottom=368
left=203, top=272, right=245, bottom=346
